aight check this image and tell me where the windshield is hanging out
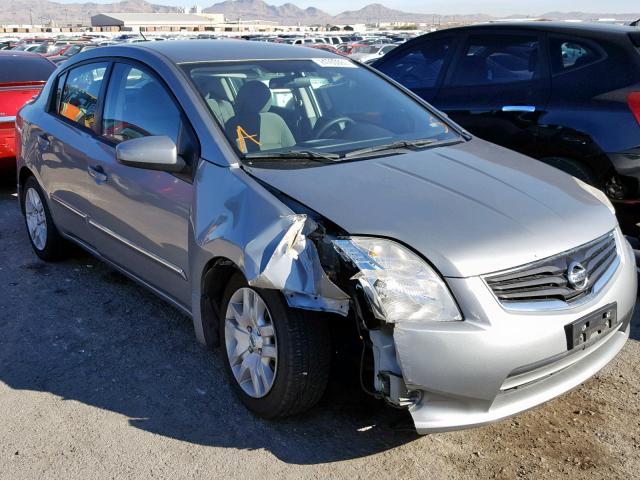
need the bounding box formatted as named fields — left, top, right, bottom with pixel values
left=33, top=43, right=50, bottom=53
left=182, top=58, right=459, bottom=161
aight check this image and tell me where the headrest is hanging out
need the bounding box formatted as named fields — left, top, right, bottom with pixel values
left=193, top=75, right=229, bottom=101
left=235, top=81, right=272, bottom=114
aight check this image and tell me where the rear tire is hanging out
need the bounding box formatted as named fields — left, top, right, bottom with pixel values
left=219, top=272, right=331, bottom=418
left=541, top=157, right=599, bottom=186
left=21, top=176, right=70, bottom=261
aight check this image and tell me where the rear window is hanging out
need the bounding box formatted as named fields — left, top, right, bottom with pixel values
left=0, top=55, right=56, bottom=83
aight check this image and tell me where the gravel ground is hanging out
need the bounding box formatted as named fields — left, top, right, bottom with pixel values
left=0, top=179, right=639, bottom=480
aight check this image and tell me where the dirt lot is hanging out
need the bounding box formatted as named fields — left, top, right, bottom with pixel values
left=0, top=180, right=639, bottom=480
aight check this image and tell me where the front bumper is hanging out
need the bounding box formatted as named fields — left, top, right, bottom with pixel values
left=393, top=230, right=637, bottom=434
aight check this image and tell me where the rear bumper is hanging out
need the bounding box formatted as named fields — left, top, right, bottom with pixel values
left=393, top=229, right=637, bottom=434
left=0, top=117, right=16, bottom=162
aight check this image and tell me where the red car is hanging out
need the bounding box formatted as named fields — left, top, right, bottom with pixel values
left=306, top=44, right=348, bottom=56
left=0, top=51, right=55, bottom=171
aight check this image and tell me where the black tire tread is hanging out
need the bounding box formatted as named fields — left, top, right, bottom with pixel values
left=219, top=273, right=331, bottom=418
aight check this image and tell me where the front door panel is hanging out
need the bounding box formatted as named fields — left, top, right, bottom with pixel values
left=84, top=141, right=192, bottom=305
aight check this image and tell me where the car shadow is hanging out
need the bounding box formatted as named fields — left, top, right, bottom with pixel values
left=0, top=181, right=418, bottom=465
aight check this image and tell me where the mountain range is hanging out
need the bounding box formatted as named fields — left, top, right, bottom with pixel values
left=203, top=1, right=494, bottom=25
left=1, top=0, right=638, bottom=27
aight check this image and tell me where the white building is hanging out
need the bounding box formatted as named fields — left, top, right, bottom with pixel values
left=91, top=12, right=225, bottom=32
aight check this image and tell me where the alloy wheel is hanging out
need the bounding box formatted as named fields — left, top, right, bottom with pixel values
left=224, top=287, right=278, bottom=398
left=25, top=187, right=47, bottom=251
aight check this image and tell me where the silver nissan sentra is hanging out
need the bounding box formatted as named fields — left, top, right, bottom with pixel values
left=15, top=41, right=637, bottom=433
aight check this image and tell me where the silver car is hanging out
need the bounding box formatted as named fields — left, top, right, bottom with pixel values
left=15, top=41, right=637, bottom=433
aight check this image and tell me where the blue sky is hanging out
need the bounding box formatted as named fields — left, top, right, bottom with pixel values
left=55, top=0, right=640, bottom=16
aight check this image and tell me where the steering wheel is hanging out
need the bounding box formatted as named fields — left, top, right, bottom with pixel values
left=314, top=116, right=356, bottom=139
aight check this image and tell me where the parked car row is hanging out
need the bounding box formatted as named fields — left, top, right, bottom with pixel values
left=12, top=33, right=638, bottom=436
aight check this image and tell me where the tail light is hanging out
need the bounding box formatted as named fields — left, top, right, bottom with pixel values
left=629, top=92, right=640, bottom=125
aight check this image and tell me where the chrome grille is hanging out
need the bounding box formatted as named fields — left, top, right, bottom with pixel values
left=485, top=231, right=618, bottom=306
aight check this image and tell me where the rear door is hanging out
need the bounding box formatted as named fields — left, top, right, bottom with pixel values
left=37, top=61, right=109, bottom=243
left=434, top=31, right=550, bottom=154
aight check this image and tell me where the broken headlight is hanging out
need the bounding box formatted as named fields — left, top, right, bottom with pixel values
left=333, top=237, right=462, bottom=323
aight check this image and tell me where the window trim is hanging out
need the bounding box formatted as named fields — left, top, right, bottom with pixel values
left=444, top=31, right=546, bottom=88
left=547, top=34, right=608, bottom=77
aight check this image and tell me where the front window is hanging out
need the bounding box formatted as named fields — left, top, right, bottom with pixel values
left=183, top=58, right=459, bottom=162
left=377, top=37, right=453, bottom=90
left=101, top=64, right=182, bottom=145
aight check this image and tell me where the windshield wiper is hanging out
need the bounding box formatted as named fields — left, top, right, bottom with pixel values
left=343, top=138, right=444, bottom=159
left=243, top=149, right=341, bottom=163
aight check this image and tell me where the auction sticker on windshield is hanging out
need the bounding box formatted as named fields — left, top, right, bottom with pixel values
left=311, top=58, right=357, bottom=68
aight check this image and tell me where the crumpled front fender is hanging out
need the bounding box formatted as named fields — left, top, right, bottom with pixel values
left=190, top=162, right=349, bottom=344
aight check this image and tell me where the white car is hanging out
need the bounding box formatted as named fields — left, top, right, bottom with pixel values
left=349, top=44, right=397, bottom=63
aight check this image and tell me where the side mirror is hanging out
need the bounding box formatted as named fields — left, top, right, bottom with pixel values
left=116, top=136, right=185, bottom=172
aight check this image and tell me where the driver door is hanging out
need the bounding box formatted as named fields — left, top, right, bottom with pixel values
left=83, top=62, right=196, bottom=307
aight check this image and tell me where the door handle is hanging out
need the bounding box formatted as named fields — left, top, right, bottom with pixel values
left=502, top=105, right=536, bottom=113
left=36, top=134, right=50, bottom=149
left=87, top=165, right=108, bottom=184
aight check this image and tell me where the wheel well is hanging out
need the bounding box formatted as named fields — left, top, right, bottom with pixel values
left=17, top=167, right=33, bottom=212
left=200, top=258, right=243, bottom=348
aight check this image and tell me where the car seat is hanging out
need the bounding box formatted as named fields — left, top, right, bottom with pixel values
left=225, top=81, right=295, bottom=153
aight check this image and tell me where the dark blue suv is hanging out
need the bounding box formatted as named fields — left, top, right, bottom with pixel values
left=373, top=23, right=640, bottom=203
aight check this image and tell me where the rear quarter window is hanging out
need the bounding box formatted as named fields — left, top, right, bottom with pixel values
left=549, top=37, right=605, bottom=74
left=0, top=55, right=55, bottom=83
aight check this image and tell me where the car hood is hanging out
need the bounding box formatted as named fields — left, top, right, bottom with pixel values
left=246, top=139, right=617, bottom=278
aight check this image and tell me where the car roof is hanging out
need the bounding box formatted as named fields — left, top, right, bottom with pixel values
left=0, top=50, right=44, bottom=58
left=109, top=39, right=337, bottom=64
left=434, top=21, right=638, bottom=36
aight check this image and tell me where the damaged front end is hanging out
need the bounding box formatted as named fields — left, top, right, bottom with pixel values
left=330, top=237, right=464, bottom=412
left=245, top=213, right=350, bottom=316
left=241, top=208, right=468, bottom=425
left=194, top=167, right=464, bottom=432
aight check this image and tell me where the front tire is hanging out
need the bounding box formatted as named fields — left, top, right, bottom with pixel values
left=22, top=176, right=70, bottom=261
left=220, top=273, right=331, bottom=418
